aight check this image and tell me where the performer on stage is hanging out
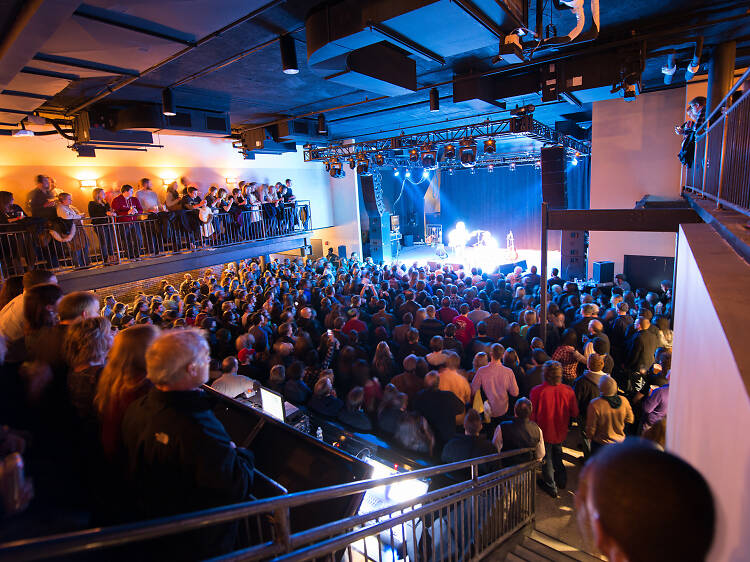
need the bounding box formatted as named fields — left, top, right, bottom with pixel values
left=448, top=221, right=468, bottom=260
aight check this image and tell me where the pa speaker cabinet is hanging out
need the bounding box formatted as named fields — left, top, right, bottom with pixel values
left=592, top=261, right=614, bottom=284
left=541, top=146, right=567, bottom=209
left=338, top=245, right=347, bottom=258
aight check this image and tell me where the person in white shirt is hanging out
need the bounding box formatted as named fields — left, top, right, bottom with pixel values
left=55, top=193, right=89, bottom=266
left=0, top=269, right=58, bottom=358
left=212, top=356, right=255, bottom=398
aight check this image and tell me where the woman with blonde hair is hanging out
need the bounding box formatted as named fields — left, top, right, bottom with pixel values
left=95, top=324, right=159, bottom=460
left=372, top=341, right=396, bottom=385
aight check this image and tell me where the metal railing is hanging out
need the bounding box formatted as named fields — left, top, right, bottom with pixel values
left=685, top=67, right=750, bottom=217
left=0, top=201, right=311, bottom=279
left=0, top=449, right=536, bottom=561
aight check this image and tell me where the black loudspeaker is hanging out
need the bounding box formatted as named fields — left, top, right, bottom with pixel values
left=561, top=230, right=586, bottom=280
left=592, top=261, right=614, bottom=284
left=360, top=174, right=385, bottom=217
left=338, top=245, right=347, bottom=258
left=541, top=146, right=567, bottom=210
left=368, top=214, right=393, bottom=263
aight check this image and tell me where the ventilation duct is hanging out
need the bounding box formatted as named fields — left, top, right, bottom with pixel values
left=306, top=0, right=524, bottom=95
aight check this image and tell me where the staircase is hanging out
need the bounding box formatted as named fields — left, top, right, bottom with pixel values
left=504, top=531, right=604, bottom=562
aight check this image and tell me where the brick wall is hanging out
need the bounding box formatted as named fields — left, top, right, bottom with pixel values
left=90, top=263, right=226, bottom=305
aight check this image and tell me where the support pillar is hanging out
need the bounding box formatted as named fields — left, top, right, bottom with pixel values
left=706, top=41, right=736, bottom=121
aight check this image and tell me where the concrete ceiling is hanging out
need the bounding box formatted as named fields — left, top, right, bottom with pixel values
left=0, top=0, right=749, bottom=143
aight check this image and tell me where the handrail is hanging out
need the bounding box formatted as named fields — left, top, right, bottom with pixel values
left=0, top=448, right=534, bottom=560
left=695, top=65, right=750, bottom=136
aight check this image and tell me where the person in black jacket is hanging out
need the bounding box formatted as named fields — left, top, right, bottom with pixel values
left=413, top=371, right=464, bottom=453
left=122, top=329, right=255, bottom=560
left=442, top=409, right=497, bottom=476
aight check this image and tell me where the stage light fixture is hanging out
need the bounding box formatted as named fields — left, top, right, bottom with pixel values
left=325, top=161, right=331, bottom=172
left=408, top=148, right=419, bottom=162
left=420, top=144, right=437, bottom=169
left=534, top=160, right=541, bottom=170
left=429, top=88, right=439, bottom=112
left=448, top=167, right=454, bottom=175
left=12, top=122, right=33, bottom=137
left=422, top=169, right=429, bottom=178
left=469, top=167, right=476, bottom=175
left=356, top=154, right=370, bottom=175
left=280, top=35, right=299, bottom=74
left=317, top=114, right=327, bottom=135
left=394, top=168, right=400, bottom=177
left=459, top=138, right=477, bottom=168
left=571, top=155, right=579, bottom=166
left=509, top=162, right=516, bottom=172
left=483, top=138, right=496, bottom=154
left=405, top=170, right=411, bottom=178
left=162, top=88, right=177, bottom=116
left=487, top=164, right=494, bottom=173
left=329, top=158, right=343, bottom=177
left=375, top=152, right=385, bottom=166
left=444, top=144, right=456, bottom=159
left=347, top=157, right=356, bottom=170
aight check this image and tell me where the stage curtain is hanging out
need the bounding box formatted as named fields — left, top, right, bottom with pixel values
left=438, top=160, right=590, bottom=251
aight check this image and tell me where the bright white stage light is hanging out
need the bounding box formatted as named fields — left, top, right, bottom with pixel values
left=405, top=170, right=411, bottom=178
left=571, top=156, right=579, bottom=166
left=422, top=169, right=429, bottom=178
left=394, top=168, right=400, bottom=177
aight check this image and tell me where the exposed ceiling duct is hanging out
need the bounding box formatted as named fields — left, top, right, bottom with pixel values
left=305, top=0, right=524, bottom=96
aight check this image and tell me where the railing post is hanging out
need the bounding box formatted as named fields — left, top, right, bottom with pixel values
left=273, top=507, right=292, bottom=553
left=715, top=105, right=730, bottom=210
left=700, top=127, right=710, bottom=195
left=471, top=464, right=480, bottom=554
left=110, top=216, right=121, bottom=262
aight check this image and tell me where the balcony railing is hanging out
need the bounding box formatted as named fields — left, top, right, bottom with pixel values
left=0, top=449, right=536, bottom=561
left=685, top=67, right=750, bottom=216
left=0, top=201, right=311, bottom=279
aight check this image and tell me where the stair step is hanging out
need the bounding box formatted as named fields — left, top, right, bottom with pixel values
left=522, top=538, right=577, bottom=562
left=514, top=544, right=554, bottom=562
left=528, top=531, right=605, bottom=562
left=505, top=553, right=527, bottom=562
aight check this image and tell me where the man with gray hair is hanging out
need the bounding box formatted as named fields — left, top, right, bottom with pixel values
left=122, top=328, right=255, bottom=558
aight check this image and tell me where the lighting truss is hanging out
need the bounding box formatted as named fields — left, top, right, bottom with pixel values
left=303, top=116, right=589, bottom=164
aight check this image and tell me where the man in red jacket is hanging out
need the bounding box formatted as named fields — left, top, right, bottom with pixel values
left=530, top=360, right=579, bottom=498
left=111, top=184, right=144, bottom=260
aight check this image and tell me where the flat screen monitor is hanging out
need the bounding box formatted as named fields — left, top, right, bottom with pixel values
left=260, top=387, right=285, bottom=423
left=390, top=214, right=400, bottom=231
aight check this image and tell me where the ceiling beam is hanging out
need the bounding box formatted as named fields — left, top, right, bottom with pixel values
left=20, top=66, right=79, bottom=81
left=32, top=53, right=139, bottom=76
left=72, top=4, right=196, bottom=46
left=1, top=89, right=52, bottom=100
left=546, top=208, right=703, bottom=232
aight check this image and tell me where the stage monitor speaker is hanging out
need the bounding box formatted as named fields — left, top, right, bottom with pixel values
left=403, top=234, right=414, bottom=246
left=360, top=174, right=385, bottom=218
left=592, top=260, right=614, bottom=284
left=498, top=260, right=527, bottom=275
left=541, top=146, right=567, bottom=209
left=338, top=245, right=347, bottom=258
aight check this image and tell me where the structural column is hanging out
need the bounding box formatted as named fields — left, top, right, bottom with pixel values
left=706, top=41, right=736, bottom=120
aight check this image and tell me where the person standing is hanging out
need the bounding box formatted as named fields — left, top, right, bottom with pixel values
left=136, top=178, right=165, bottom=255
left=111, top=185, right=143, bottom=260
left=530, top=360, right=579, bottom=498
left=89, top=188, right=118, bottom=265
left=471, top=343, right=519, bottom=428
left=584, top=375, right=634, bottom=456
left=122, top=329, right=254, bottom=558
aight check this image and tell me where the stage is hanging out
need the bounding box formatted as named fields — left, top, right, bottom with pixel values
left=394, top=243, right=561, bottom=275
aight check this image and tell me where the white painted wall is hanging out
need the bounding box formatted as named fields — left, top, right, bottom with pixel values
left=0, top=132, right=360, bottom=251
left=587, top=88, right=685, bottom=277
left=668, top=224, right=750, bottom=562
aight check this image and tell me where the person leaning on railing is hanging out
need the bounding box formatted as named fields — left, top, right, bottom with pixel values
left=88, top=188, right=118, bottom=265
left=111, top=185, right=143, bottom=261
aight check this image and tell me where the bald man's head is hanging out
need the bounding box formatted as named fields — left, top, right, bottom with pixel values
left=576, top=440, right=714, bottom=562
